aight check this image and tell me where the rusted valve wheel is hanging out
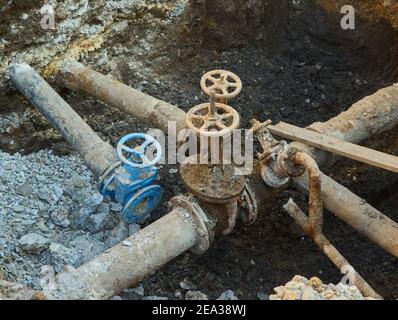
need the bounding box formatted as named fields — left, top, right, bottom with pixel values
left=186, top=102, right=240, bottom=137
left=200, top=70, right=242, bottom=100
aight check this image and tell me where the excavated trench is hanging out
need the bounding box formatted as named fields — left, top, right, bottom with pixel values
left=1, top=0, right=398, bottom=299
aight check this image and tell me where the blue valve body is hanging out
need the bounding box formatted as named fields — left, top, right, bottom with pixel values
left=99, top=133, right=163, bottom=223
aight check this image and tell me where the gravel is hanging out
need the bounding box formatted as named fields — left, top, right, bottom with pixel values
left=217, top=290, right=239, bottom=300
left=0, top=149, right=133, bottom=289
left=180, top=279, right=198, bottom=291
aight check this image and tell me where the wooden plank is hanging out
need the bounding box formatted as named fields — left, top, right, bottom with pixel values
left=267, top=122, right=398, bottom=173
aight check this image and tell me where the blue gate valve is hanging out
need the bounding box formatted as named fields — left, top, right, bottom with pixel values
left=99, top=133, right=163, bottom=223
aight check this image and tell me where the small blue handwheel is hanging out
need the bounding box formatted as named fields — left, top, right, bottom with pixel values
left=117, top=133, right=162, bottom=169
left=121, top=185, right=163, bottom=223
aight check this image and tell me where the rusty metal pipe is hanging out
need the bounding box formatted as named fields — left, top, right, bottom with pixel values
left=9, top=63, right=117, bottom=178
left=284, top=85, right=398, bottom=259
left=291, top=152, right=323, bottom=235
left=294, top=172, right=398, bottom=259
left=285, top=153, right=381, bottom=299
left=284, top=199, right=382, bottom=299
left=58, top=58, right=187, bottom=133
left=291, top=84, right=398, bottom=168
left=44, top=202, right=210, bottom=300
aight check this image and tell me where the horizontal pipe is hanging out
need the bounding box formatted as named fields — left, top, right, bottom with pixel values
left=44, top=205, right=208, bottom=300
left=288, top=85, right=398, bottom=258
left=9, top=63, right=117, bottom=178
left=294, top=172, right=398, bottom=258
left=58, top=58, right=187, bottom=133
left=291, top=85, right=398, bottom=167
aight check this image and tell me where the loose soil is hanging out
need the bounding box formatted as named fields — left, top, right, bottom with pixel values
left=1, top=1, right=397, bottom=299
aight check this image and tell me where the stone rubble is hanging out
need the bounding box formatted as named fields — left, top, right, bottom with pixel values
left=0, top=149, right=136, bottom=289
left=270, top=275, right=379, bottom=300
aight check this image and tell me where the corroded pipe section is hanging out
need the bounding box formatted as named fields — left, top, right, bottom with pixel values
left=285, top=152, right=381, bottom=299
left=291, top=84, right=398, bottom=167
left=284, top=85, right=398, bottom=258
left=294, top=172, right=398, bottom=258
left=9, top=63, right=117, bottom=178
left=284, top=199, right=382, bottom=300
left=58, top=58, right=187, bottom=133
left=44, top=200, right=211, bottom=300
left=291, top=152, right=323, bottom=236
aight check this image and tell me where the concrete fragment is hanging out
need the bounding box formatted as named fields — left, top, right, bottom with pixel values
left=49, top=243, right=82, bottom=273
left=18, top=233, right=50, bottom=254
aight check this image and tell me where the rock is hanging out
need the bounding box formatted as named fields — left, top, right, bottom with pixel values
left=84, top=193, right=104, bottom=208
left=49, top=243, right=82, bottom=273
left=185, top=290, right=208, bottom=300
left=111, top=295, right=123, bottom=300
left=142, top=296, right=168, bottom=300
left=129, top=284, right=144, bottom=296
left=70, top=193, right=104, bottom=232
left=0, top=280, right=39, bottom=300
left=280, top=107, right=293, bottom=118
left=106, top=221, right=129, bottom=247
left=180, top=279, right=198, bottom=291
left=18, top=233, right=50, bottom=254
left=128, top=223, right=141, bottom=236
left=301, top=286, right=317, bottom=300
left=13, top=205, right=25, bottom=213
left=96, top=202, right=110, bottom=214
left=217, top=290, right=238, bottom=300
left=174, top=290, right=183, bottom=299
left=85, top=211, right=109, bottom=233
left=168, top=168, right=178, bottom=174
left=36, top=186, right=62, bottom=204
left=110, top=202, right=123, bottom=212
left=283, top=289, right=302, bottom=300
left=308, top=276, right=322, bottom=289
left=50, top=207, right=70, bottom=228
left=122, top=240, right=131, bottom=247
left=15, top=182, right=34, bottom=196
left=69, top=234, right=106, bottom=264
left=70, top=205, right=96, bottom=229
left=256, top=292, right=268, bottom=300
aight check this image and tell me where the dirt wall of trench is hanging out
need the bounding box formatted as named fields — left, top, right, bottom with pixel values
left=2, top=1, right=398, bottom=96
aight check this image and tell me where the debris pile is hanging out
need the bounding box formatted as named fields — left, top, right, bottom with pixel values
left=0, top=149, right=140, bottom=289
left=270, top=276, right=378, bottom=300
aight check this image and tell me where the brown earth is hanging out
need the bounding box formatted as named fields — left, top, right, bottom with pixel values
left=1, top=0, right=398, bottom=299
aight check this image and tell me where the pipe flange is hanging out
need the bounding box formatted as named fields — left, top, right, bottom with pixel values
left=170, top=195, right=215, bottom=255
left=98, top=160, right=123, bottom=194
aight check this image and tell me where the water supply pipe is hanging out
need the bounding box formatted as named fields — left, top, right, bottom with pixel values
left=9, top=63, right=116, bottom=178
left=56, top=61, right=398, bottom=257
left=58, top=58, right=187, bottom=133
left=9, top=63, right=164, bottom=223
left=289, top=85, right=398, bottom=168
left=284, top=85, right=398, bottom=258
left=43, top=196, right=212, bottom=300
